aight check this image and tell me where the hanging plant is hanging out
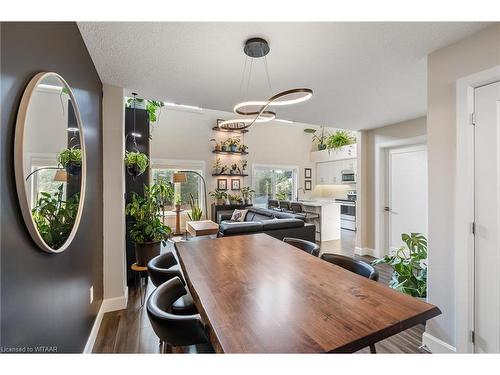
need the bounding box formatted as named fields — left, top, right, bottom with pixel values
left=124, top=151, right=149, bottom=177
left=326, top=130, right=356, bottom=152
left=58, top=146, right=82, bottom=176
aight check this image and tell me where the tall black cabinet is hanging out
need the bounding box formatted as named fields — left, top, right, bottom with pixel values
left=125, top=107, right=150, bottom=285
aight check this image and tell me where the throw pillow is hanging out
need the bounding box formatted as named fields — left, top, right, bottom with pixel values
left=230, top=209, right=248, bottom=222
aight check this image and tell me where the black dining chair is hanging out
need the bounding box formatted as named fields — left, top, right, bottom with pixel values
left=283, top=237, right=320, bottom=257
left=268, top=199, right=280, bottom=210
left=146, top=277, right=214, bottom=353
left=320, top=253, right=379, bottom=353
left=148, top=252, right=197, bottom=315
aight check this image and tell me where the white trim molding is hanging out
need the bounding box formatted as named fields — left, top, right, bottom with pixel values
left=454, top=65, right=500, bottom=353
left=83, top=289, right=128, bottom=353
left=422, top=332, right=456, bottom=354
left=354, top=247, right=376, bottom=257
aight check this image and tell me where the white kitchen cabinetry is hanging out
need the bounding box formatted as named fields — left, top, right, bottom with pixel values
left=316, top=159, right=356, bottom=185
left=310, top=144, right=357, bottom=163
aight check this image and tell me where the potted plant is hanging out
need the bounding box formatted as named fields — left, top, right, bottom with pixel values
left=372, top=233, right=428, bottom=298
left=227, top=137, right=240, bottom=152
left=31, top=185, right=80, bottom=249
left=174, top=194, right=182, bottom=210
left=241, top=186, right=255, bottom=205
left=187, top=193, right=203, bottom=221
left=221, top=139, right=230, bottom=152
left=145, top=100, right=165, bottom=125
left=238, top=159, right=248, bottom=173
left=213, top=157, right=223, bottom=174
left=304, top=127, right=328, bottom=151
left=209, top=189, right=227, bottom=205
left=228, top=193, right=240, bottom=205
left=124, top=151, right=149, bottom=177
left=210, top=138, right=221, bottom=152
left=58, top=146, right=82, bottom=176
left=230, top=163, right=238, bottom=175
left=326, top=130, right=356, bottom=152
left=125, top=184, right=172, bottom=266
left=238, top=144, right=248, bottom=153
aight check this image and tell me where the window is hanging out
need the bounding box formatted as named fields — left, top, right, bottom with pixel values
left=151, top=165, right=203, bottom=211
left=30, top=162, right=67, bottom=209
left=252, top=165, right=297, bottom=208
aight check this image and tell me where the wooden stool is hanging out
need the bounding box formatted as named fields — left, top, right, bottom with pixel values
left=131, top=263, right=148, bottom=307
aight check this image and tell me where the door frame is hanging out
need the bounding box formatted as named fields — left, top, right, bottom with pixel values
left=385, top=144, right=428, bottom=254
left=374, top=135, right=426, bottom=258
left=455, top=65, right=500, bottom=353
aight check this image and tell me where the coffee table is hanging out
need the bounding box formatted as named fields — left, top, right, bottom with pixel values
left=185, top=220, right=219, bottom=238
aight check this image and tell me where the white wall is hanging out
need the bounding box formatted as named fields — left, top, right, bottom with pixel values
left=150, top=106, right=320, bottom=210
left=358, top=116, right=427, bottom=254
left=102, top=84, right=127, bottom=307
left=426, top=24, right=500, bottom=350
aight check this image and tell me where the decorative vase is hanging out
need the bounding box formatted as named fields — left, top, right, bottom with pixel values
left=318, top=144, right=326, bottom=151
left=221, top=145, right=228, bottom=152
left=230, top=144, right=238, bottom=152
left=216, top=198, right=224, bottom=205
left=135, top=241, right=161, bottom=266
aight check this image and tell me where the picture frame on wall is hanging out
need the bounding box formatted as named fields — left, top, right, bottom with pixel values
left=304, top=168, right=312, bottom=179
left=217, top=178, right=227, bottom=190
left=305, top=180, right=312, bottom=191
left=231, top=179, right=241, bottom=190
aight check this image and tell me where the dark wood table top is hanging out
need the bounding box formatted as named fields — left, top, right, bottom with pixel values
left=176, top=233, right=441, bottom=353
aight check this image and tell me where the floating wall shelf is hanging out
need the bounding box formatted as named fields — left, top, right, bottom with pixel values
left=212, top=173, right=249, bottom=177
left=212, top=126, right=248, bottom=134
left=212, top=150, right=248, bottom=155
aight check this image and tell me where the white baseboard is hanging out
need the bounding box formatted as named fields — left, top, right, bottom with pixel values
left=422, top=332, right=456, bottom=353
left=355, top=247, right=376, bottom=257
left=83, top=288, right=128, bottom=353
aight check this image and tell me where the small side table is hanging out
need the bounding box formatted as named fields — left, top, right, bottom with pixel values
left=172, top=208, right=184, bottom=236
left=131, top=263, right=148, bottom=307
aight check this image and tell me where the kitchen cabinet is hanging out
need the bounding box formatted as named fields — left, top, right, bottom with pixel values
left=316, top=158, right=357, bottom=185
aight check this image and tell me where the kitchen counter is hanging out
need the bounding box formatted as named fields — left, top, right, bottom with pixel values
left=298, top=200, right=341, bottom=241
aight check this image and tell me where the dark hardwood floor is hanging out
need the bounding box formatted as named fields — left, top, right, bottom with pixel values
left=92, top=231, right=427, bottom=354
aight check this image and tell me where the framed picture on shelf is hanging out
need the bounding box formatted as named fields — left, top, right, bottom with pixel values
left=231, top=179, right=241, bottom=191
left=305, top=180, right=312, bottom=191
left=217, top=178, right=227, bottom=190
left=304, top=168, right=312, bottom=179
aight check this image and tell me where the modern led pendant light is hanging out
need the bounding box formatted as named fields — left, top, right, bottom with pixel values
left=218, top=38, right=313, bottom=130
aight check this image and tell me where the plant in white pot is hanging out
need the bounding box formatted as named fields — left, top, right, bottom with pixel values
left=125, top=183, right=172, bottom=266
left=209, top=189, right=227, bottom=205
left=372, top=233, right=428, bottom=298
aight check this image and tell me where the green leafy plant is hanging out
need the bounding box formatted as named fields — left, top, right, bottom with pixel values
left=226, top=137, right=240, bottom=147
left=57, top=147, right=82, bottom=168
left=125, top=184, right=172, bottom=244
left=372, top=233, right=428, bottom=298
left=124, top=151, right=149, bottom=176
left=304, top=127, right=328, bottom=150
left=153, top=176, right=174, bottom=224
left=126, top=98, right=165, bottom=125
left=326, top=130, right=356, bottom=151
left=241, top=186, right=255, bottom=202
left=174, top=194, right=182, bottom=206
left=238, top=144, right=248, bottom=153
left=187, top=193, right=203, bottom=221
left=228, top=193, right=242, bottom=204
left=275, top=190, right=288, bottom=201
left=209, top=189, right=227, bottom=200
left=31, top=185, right=80, bottom=249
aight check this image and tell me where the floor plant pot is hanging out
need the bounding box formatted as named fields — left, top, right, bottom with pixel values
left=135, top=241, right=161, bottom=266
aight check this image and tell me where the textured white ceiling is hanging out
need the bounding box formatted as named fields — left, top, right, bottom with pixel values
left=78, top=22, right=490, bottom=130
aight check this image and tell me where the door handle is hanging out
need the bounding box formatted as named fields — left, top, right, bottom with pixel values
left=384, top=206, right=391, bottom=212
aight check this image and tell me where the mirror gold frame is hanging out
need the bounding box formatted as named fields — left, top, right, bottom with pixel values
left=14, top=72, right=87, bottom=253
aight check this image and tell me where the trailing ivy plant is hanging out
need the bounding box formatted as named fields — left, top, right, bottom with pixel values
left=304, top=127, right=328, bottom=150
left=326, top=130, right=356, bottom=152
left=125, top=184, right=172, bottom=245
left=57, top=147, right=82, bottom=168
left=31, top=185, right=80, bottom=249
left=372, top=233, right=428, bottom=298
left=187, top=193, right=203, bottom=221
left=124, top=151, right=149, bottom=176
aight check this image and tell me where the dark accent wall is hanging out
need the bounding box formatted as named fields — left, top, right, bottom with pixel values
left=0, top=22, right=103, bottom=352
left=124, top=107, right=150, bottom=285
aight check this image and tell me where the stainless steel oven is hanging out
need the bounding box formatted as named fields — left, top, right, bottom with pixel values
left=336, top=190, right=356, bottom=231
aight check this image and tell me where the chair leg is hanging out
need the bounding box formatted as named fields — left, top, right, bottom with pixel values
left=369, top=344, right=377, bottom=354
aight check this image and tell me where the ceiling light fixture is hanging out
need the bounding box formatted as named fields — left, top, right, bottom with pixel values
left=218, top=38, right=313, bottom=130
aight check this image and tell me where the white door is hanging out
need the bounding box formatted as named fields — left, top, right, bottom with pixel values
left=386, top=145, right=428, bottom=253
left=474, top=81, right=500, bottom=353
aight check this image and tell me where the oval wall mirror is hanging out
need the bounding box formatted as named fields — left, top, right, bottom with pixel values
left=14, top=72, right=86, bottom=253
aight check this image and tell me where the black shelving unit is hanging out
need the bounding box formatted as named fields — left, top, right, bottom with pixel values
left=212, top=150, right=248, bottom=155
left=212, top=173, right=249, bottom=177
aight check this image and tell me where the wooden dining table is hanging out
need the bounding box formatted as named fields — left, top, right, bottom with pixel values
left=175, top=233, right=441, bottom=353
